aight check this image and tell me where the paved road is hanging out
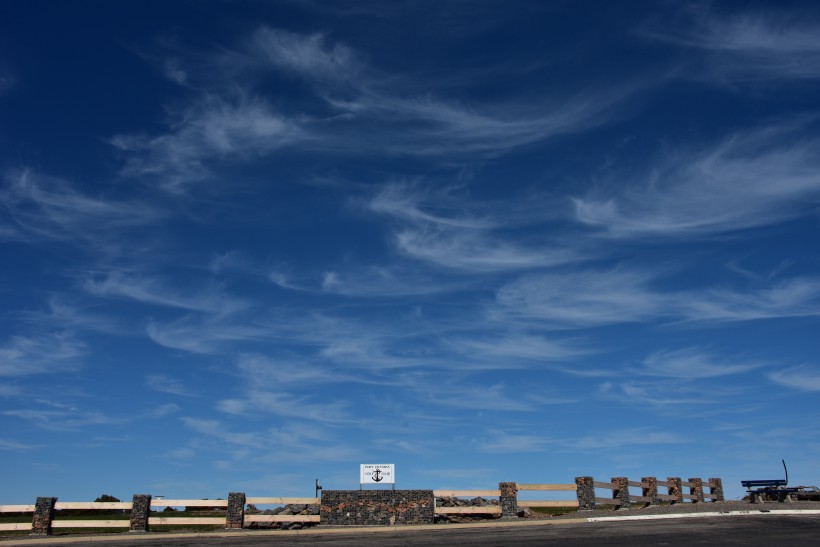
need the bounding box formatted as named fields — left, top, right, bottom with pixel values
left=8, top=515, right=820, bottom=546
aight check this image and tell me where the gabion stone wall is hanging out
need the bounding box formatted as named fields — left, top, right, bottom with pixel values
left=320, top=490, right=434, bottom=526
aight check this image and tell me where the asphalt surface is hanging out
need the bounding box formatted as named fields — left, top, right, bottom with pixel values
left=3, top=514, right=820, bottom=546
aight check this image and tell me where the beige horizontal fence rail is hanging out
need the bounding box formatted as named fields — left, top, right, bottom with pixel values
left=52, top=501, right=133, bottom=530
left=244, top=496, right=321, bottom=525
left=516, top=483, right=579, bottom=509
left=433, top=489, right=502, bottom=515
left=1, top=477, right=726, bottom=534
left=0, top=504, right=35, bottom=532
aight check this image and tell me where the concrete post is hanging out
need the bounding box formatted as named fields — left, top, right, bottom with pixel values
left=688, top=478, right=704, bottom=503
left=667, top=477, right=683, bottom=504
left=708, top=477, right=724, bottom=502
left=575, top=476, right=596, bottom=510
left=226, top=492, right=246, bottom=528
left=611, top=477, right=631, bottom=509
left=31, top=497, right=57, bottom=536
left=498, top=482, right=518, bottom=518
left=129, top=494, right=152, bottom=532
left=642, top=476, right=659, bottom=506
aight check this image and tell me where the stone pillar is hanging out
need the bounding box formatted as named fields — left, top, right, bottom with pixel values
left=709, top=478, right=724, bottom=502
left=642, top=476, right=659, bottom=506
left=226, top=492, right=246, bottom=529
left=31, top=497, right=57, bottom=536
left=611, top=477, right=631, bottom=509
left=667, top=477, right=682, bottom=504
left=575, top=476, right=595, bottom=510
left=130, top=494, right=152, bottom=532
left=688, top=478, right=704, bottom=503
left=498, top=482, right=518, bottom=518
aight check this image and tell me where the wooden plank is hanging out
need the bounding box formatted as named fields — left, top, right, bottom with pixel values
left=245, top=497, right=319, bottom=505
left=55, top=502, right=132, bottom=510
left=627, top=481, right=643, bottom=488
left=657, top=494, right=677, bottom=501
left=433, top=490, right=500, bottom=497
left=594, top=497, right=622, bottom=505
left=680, top=482, right=695, bottom=488
left=52, top=520, right=130, bottom=528
left=244, top=515, right=321, bottom=523
left=629, top=496, right=651, bottom=503
left=0, top=504, right=35, bottom=513
left=149, top=517, right=226, bottom=525
left=681, top=494, right=696, bottom=500
left=0, top=523, right=33, bottom=531
left=517, top=500, right=579, bottom=508
left=703, top=493, right=718, bottom=499
left=516, top=484, right=576, bottom=491
left=151, top=499, right=228, bottom=508
left=593, top=481, right=614, bottom=489
left=434, top=506, right=502, bottom=514
left=656, top=481, right=672, bottom=487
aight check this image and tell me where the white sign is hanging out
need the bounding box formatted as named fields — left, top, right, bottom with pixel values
left=360, top=463, right=395, bottom=484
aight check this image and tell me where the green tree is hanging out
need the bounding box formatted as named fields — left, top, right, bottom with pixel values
left=94, top=494, right=121, bottom=503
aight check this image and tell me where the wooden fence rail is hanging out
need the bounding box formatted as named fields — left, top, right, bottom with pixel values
left=0, top=494, right=321, bottom=535
left=516, top=483, right=578, bottom=509
left=0, top=476, right=725, bottom=534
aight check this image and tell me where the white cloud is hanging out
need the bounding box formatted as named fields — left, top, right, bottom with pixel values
left=368, top=182, right=578, bottom=272
left=84, top=271, right=250, bottom=315
left=3, top=407, right=116, bottom=431
left=769, top=365, right=820, bottom=391
left=574, top=428, right=686, bottom=450
left=472, top=431, right=550, bottom=453
left=635, top=348, right=762, bottom=379
left=0, top=331, right=85, bottom=377
left=647, top=11, right=820, bottom=81
left=0, top=438, right=37, bottom=451
left=114, top=28, right=634, bottom=190
left=496, top=268, right=664, bottom=326
left=574, top=123, right=820, bottom=237
left=146, top=374, right=198, bottom=397
left=495, top=265, right=820, bottom=328
left=679, top=277, right=820, bottom=322
left=0, top=169, right=165, bottom=245
left=112, top=95, right=306, bottom=191
left=249, top=28, right=361, bottom=82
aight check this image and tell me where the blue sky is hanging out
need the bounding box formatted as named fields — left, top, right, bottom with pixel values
left=2, top=0, right=820, bottom=504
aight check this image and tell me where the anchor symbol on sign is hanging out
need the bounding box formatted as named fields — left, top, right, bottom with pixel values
left=372, top=469, right=383, bottom=482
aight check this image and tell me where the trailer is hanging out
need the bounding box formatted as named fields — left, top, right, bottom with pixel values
left=741, top=460, right=820, bottom=503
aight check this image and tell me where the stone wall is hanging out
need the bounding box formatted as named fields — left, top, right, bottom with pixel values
left=320, top=490, right=434, bottom=526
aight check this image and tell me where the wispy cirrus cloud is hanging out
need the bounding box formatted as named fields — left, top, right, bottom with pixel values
left=495, top=268, right=820, bottom=328
left=146, top=374, right=198, bottom=397
left=0, top=169, right=164, bottom=245
left=769, top=365, right=820, bottom=391
left=83, top=271, right=251, bottom=315
left=115, top=28, right=633, bottom=189
left=573, top=122, right=820, bottom=237
left=680, top=277, right=820, bottom=322
left=495, top=267, right=664, bottom=326
left=634, top=347, right=762, bottom=379
left=181, top=417, right=360, bottom=462
left=0, top=331, right=85, bottom=377
left=3, top=407, right=116, bottom=431
left=0, top=438, right=37, bottom=451
left=646, top=9, right=820, bottom=82
left=367, top=182, right=578, bottom=272
left=111, top=95, right=307, bottom=191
